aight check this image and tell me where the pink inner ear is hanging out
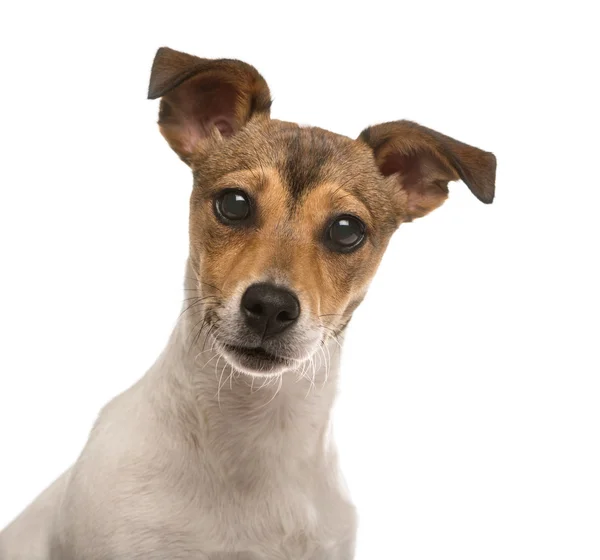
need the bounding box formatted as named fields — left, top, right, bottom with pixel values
left=380, top=150, right=451, bottom=219
left=380, top=150, right=451, bottom=191
left=209, top=117, right=235, bottom=137
left=380, top=153, right=425, bottom=191
left=160, top=76, right=241, bottom=155
left=380, top=153, right=414, bottom=177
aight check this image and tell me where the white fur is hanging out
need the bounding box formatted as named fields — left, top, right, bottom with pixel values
left=0, top=261, right=357, bottom=559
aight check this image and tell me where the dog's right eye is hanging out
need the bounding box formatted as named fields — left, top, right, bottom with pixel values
left=214, top=189, right=251, bottom=223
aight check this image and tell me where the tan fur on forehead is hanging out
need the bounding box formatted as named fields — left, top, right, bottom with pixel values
left=191, top=118, right=392, bottom=209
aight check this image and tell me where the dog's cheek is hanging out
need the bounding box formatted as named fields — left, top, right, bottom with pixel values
left=191, top=222, right=273, bottom=301
left=303, top=247, right=379, bottom=326
left=284, top=236, right=355, bottom=319
left=195, top=234, right=240, bottom=295
left=189, top=210, right=234, bottom=288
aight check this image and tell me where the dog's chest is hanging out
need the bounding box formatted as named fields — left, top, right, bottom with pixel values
left=157, top=476, right=354, bottom=559
left=63, top=460, right=355, bottom=560
left=97, top=494, right=353, bottom=560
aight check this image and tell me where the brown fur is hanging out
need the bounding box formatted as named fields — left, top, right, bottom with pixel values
left=148, top=47, right=497, bottom=338
left=0, top=47, right=498, bottom=560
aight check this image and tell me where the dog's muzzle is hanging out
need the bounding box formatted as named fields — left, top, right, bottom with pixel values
left=212, top=282, right=306, bottom=375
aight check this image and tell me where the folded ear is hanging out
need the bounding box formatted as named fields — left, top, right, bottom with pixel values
left=147, top=47, right=272, bottom=164
left=358, top=121, right=496, bottom=221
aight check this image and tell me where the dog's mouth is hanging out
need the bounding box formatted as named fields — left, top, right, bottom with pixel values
left=219, top=342, right=293, bottom=375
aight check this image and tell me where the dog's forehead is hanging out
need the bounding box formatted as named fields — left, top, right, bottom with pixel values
left=273, top=121, right=372, bottom=199
left=196, top=119, right=384, bottom=202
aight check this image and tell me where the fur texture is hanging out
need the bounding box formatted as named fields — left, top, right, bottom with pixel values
left=0, top=47, right=496, bottom=559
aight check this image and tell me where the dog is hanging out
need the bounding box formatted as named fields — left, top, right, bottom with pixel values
left=0, top=47, right=496, bottom=559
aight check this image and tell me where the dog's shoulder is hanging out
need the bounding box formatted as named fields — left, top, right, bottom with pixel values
left=54, top=382, right=210, bottom=557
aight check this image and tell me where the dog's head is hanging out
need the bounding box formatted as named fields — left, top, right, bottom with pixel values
left=148, top=47, right=496, bottom=377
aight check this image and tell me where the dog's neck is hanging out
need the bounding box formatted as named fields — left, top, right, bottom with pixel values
left=146, top=260, right=343, bottom=476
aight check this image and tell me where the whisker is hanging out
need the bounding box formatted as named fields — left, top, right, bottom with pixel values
left=190, top=314, right=216, bottom=354
left=194, top=346, right=218, bottom=361
left=199, top=280, right=223, bottom=294
left=257, top=374, right=283, bottom=409
left=181, top=295, right=220, bottom=303
left=256, top=374, right=271, bottom=392
left=318, top=313, right=344, bottom=317
left=201, top=323, right=217, bottom=353
left=321, top=328, right=344, bottom=351
left=305, top=356, right=317, bottom=399
left=216, top=362, right=229, bottom=410
left=186, top=316, right=208, bottom=348
left=183, top=276, right=223, bottom=294
left=178, top=297, right=219, bottom=320
left=213, top=353, right=223, bottom=382
left=321, top=342, right=331, bottom=389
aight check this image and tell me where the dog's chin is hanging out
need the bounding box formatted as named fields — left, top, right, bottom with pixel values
left=216, top=342, right=296, bottom=378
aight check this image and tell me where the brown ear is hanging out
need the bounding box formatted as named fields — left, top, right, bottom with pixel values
left=147, top=47, right=272, bottom=164
left=358, top=121, right=496, bottom=220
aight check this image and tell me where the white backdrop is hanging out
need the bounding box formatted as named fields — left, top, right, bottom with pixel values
left=1, top=2, right=598, bottom=558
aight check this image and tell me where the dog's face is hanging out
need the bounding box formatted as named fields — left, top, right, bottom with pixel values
left=185, top=121, right=396, bottom=376
left=148, top=48, right=496, bottom=376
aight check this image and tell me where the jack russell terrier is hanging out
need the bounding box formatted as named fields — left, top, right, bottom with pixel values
left=0, top=47, right=496, bottom=559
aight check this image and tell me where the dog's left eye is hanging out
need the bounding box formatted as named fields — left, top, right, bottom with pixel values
left=214, top=189, right=251, bottom=223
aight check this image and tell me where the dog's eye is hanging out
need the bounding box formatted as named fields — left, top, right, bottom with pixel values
left=326, top=215, right=366, bottom=252
left=214, top=189, right=251, bottom=223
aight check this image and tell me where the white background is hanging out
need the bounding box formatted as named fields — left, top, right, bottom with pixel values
left=1, top=2, right=599, bottom=558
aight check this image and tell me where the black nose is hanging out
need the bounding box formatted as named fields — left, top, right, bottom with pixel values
left=241, top=283, right=300, bottom=337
